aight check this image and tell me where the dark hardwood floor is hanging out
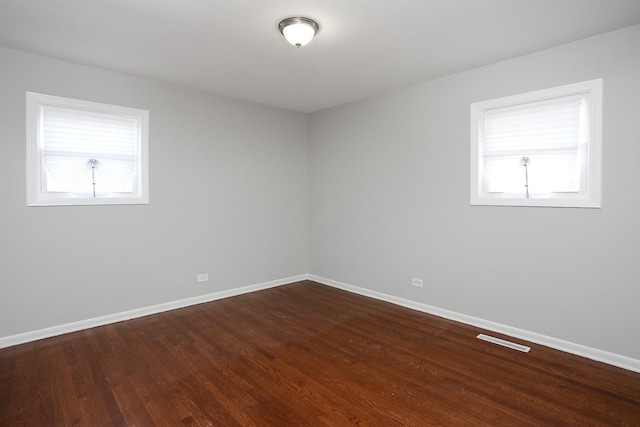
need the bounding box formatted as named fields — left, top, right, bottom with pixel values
left=1, top=280, right=639, bottom=426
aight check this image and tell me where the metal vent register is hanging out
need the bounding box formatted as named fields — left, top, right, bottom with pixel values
left=477, top=334, right=531, bottom=353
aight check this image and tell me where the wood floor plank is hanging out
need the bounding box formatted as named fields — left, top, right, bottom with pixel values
left=224, top=290, right=476, bottom=425
left=259, top=287, right=543, bottom=425
left=1, top=280, right=639, bottom=426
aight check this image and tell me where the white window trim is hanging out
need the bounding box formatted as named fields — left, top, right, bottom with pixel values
left=470, top=79, right=602, bottom=208
left=26, top=92, right=149, bottom=206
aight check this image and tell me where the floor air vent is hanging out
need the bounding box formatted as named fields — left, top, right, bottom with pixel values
left=477, top=334, right=531, bottom=353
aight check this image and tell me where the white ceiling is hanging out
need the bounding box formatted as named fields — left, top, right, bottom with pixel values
left=1, top=0, right=640, bottom=113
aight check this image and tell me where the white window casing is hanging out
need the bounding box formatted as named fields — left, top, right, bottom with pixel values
left=26, top=92, right=149, bottom=206
left=470, top=79, right=602, bottom=208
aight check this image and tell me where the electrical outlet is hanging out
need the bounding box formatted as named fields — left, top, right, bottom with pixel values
left=412, top=278, right=423, bottom=288
left=197, top=273, right=209, bottom=282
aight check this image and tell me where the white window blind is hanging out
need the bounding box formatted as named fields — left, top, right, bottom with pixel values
left=26, top=92, right=149, bottom=206
left=482, top=94, right=586, bottom=196
left=41, top=105, right=139, bottom=197
left=470, top=79, right=602, bottom=208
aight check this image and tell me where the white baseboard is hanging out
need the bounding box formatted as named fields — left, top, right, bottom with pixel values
left=309, top=274, right=640, bottom=374
left=3, top=273, right=639, bottom=374
left=0, top=274, right=309, bottom=350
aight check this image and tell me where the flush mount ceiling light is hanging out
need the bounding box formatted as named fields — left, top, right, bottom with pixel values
left=278, top=17, right=319, bottom=48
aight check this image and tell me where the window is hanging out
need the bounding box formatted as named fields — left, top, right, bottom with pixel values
left=26, top=92, right=149, bottom=206
left=470, top=80, right=602, bottom=208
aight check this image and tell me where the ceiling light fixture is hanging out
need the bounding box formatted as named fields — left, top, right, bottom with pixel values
left=278, top=17, right=319, bottom=48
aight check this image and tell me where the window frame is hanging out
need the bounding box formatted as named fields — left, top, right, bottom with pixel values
left=470, top=79, right=602, bottom=208
left=26, top=92, right=149, bottom=206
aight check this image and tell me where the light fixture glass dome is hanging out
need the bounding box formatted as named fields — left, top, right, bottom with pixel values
left=279, top=17, right=319, bottom=48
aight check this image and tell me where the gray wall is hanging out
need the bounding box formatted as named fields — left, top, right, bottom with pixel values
left=0, top=47, right=309, bottom=338
left=2, top=25, right=639, bottom=362
left=309, top=25, right=640, bottom=360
